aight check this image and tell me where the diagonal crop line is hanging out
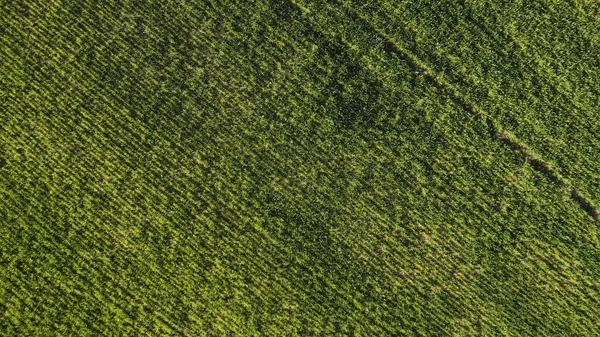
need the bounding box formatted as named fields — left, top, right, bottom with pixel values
left=290, top=0, right=599, bottom=221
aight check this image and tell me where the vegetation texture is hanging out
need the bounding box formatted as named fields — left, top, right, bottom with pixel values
left=2, top=1, right=600, bottom=336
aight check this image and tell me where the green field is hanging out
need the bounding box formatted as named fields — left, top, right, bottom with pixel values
left=2, top=1, right=600, bottom=335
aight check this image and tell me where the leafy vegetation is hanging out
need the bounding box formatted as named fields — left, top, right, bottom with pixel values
left=2, top=1, right=600, bottom=335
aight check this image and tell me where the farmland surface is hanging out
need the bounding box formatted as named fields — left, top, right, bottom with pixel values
left=2, top=1, right=600, bottom=336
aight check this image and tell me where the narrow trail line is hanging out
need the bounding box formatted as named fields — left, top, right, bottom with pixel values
left=291, top=1, right=599, bottom=220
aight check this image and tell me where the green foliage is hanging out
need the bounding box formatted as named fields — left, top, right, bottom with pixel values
left=2, top=0, right=600, bottom=336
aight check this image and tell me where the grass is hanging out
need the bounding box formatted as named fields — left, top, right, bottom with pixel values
left=2, top=1, right=600, bottom=335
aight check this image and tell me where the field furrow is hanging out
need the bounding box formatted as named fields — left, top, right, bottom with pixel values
left=2, top=1, right=600, bottom=335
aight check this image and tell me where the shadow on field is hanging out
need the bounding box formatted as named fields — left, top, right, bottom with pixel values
left=316, top=38, right=384, bottom=132
left=262, top=190, right=384, bottom=334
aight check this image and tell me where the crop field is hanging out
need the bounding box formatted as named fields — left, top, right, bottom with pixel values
left=2, top=0, right=600, bottom=335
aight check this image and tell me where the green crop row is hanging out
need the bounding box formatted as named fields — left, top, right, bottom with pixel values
left=2, top=1, right=600, bottom=335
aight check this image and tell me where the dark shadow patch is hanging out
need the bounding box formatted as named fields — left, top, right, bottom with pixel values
left=261, top=189, right=390, bottom=333
left=314, top=38, right=384, bottom=131
left=16, top=148, right=26, bottom=163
